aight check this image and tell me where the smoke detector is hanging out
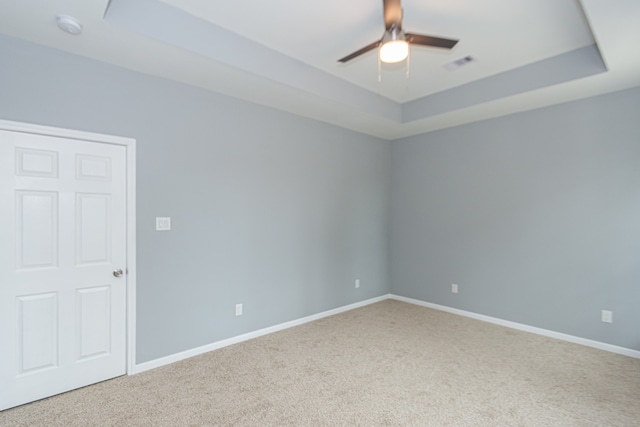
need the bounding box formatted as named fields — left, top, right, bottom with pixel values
left=56, top=15, right=83, bottom=35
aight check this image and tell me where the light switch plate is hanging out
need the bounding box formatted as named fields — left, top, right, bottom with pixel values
left=156, top=217, right=171, bottom=231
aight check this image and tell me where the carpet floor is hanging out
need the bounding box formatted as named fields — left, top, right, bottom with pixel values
left=1, top=299, right=639, bottom=426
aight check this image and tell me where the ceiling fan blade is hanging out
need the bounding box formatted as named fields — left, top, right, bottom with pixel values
left=406, top=33, right=459, bottom=49
left=383, top=0, right=402, bottom=29
left=338, top=41, right=381, bottom=63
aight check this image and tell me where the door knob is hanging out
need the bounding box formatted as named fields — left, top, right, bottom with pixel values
left=113, top=269, right=124, bottom=278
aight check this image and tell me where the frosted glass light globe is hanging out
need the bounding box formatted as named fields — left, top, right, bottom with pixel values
left=379, top=40, right=409, bottom=63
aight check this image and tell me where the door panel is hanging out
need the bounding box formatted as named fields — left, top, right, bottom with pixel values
left=76, top=193, right=111, bottom=264
left=15, top=148, right=58, bottom=178
left=17, top=292, right=58, bottom=374
left=16, top=191, right=59, bottom=269
left=77, top=285, right=111, bottom=360
left=0, top=129, right=128, bottom=410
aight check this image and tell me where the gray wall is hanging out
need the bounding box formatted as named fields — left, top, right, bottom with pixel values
left=391, top=87, right=640, bottom=351
left=2, top=32, right=638, bottom=363
left=0, top=34, right=391, bottom=363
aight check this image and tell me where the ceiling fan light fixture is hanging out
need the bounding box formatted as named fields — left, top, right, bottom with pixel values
left=337, top=0, right=458, bottom=64
left=380, top=40, right=409, bottom=63
left=379, top=26, right=408, bottom=63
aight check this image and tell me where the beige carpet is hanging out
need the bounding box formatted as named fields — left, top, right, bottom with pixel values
left=1, top=300, right=639, bottom=426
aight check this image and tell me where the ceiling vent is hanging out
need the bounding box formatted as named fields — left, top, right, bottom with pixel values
left=443, top=56, right=475, bottom=71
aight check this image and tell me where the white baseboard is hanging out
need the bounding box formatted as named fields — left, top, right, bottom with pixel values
left=134, top=292, right=639, bottom=374
left=134, top=294, right=390, bottom=374
left=389, top=294, right=640, bottom=359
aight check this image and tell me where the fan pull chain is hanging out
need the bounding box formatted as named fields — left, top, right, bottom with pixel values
left=378, top=50, right=382, bottom=83
left=406, top=45, right=411, bottom=78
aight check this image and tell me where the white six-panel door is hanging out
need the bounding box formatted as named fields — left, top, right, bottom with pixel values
left=0, top=128, right=128, bottom=410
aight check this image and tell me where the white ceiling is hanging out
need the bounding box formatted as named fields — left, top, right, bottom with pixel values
left=0, top=0, right=639, bottom=139
left=160, top=0, right=595, bottom=103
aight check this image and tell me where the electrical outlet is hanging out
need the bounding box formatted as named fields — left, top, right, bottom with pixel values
left=235, top=304, right=243, bottom=316
left=601, top=310, right=612, bottom=323
left=451, top=283, right=459, bottom=294
left=355, top=279, right=360, bottom=289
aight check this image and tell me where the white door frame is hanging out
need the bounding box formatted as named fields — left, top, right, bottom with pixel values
left=0, top=119, right=137, bottom=375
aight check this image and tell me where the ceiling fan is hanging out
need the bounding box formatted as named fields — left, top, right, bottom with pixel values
left=338, top=0, right=459, bottom=64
